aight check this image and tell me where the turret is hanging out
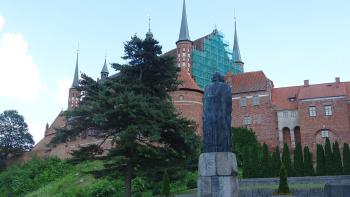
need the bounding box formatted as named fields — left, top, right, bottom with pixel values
left=176, top=0, right=193, bottom=72
left=68, top=50, right=81, bottom=110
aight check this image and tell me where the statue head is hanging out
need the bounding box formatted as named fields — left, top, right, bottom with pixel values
left=212, top=72, right=224, bottom=82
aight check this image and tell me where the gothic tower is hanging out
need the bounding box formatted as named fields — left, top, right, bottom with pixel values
left=68, top=50, right=81, bottom=110
left=233, top=18, right=244, bottom=70
left=100, top=56, right=109, bottom=80
left=176, top=0, right=193, bottom=72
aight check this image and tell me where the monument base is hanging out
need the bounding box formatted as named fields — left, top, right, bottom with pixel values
left=197, top=152, right=239, bottom=197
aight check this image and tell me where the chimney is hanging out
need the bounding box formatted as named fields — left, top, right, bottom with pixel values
left=304, top=80, right=309, bottom=87
left=335, top=77, right=340, bottom=83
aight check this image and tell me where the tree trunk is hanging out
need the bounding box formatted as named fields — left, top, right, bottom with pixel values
left=124, top=162, right=133, bottom=197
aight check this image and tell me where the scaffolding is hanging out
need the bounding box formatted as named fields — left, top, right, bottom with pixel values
left=191, top=30, right=244, bottom=89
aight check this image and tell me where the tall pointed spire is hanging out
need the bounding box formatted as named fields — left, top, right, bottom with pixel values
left=178, top=0, right=190, bottom=42
left=100, top=56, right=109, bottom=80
left=146, top=15, right=153, bottom=38
left=71, top=49, right=79, bottom=88
left=233, top=17, right=242, bottom=63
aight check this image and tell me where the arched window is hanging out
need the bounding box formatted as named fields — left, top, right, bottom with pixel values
left=282, top=127, right=291, bottom=148
left=178, top=95, right=184, bottom=100
left=294, top=126, right=301, bottom=144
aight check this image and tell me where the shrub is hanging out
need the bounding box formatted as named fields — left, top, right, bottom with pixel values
left=88, top=179, right=117, bottom=197
left=316, top=144, right=326, bottom=175
left=332, top=141, right=343, bottom=175
left=293, top=143, right=304, bottom=177
left=186, top=179, right=197, bottom=189
left=277, top=164, right=290, bottom=194
left=161, top=170, right=170, bottom=197
left=282, top=143, right=293, bottom=176
left=303, top=146, right=314, bottom=176
left=271, top=146, right=281, bottom=177
left=261, top=143, right=272, bottom=177
left=343, top=143, right=350, bottom=175
left=324, top=138, right=333, bottom=175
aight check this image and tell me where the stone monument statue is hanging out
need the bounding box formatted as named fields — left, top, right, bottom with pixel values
left=203, top=72, right=232, bottom=152
left=198, top=72, right=239, bottom=197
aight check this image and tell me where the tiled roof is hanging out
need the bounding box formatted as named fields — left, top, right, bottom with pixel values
left=272, top=86, right=301, bottom=110
left=177, top=67, right=202, bottom=91
left=227, top=71, right=271, bottom=94
left=298, top=83, right=346, bottom=100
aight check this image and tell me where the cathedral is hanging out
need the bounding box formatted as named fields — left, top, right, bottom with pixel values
left=18, top=0, right=350, bottom=161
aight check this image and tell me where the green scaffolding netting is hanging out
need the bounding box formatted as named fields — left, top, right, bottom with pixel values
left=191, top=30, right=243, bottom=89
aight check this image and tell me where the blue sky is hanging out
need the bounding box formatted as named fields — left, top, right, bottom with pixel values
left=0, top=0, right=350, bottom=143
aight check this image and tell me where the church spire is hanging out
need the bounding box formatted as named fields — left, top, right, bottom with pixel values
left=100, top=56, right=109, bottom=80
left=146, top=15, right=153, bottom=38
left=71, top=49, right=79, bottom=88
left=233, top=17, right=243, bottom=64
left=178, top=0, right=190, bottom=42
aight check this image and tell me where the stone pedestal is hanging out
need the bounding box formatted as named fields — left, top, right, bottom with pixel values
left=197, top=152, right=239, bottom=197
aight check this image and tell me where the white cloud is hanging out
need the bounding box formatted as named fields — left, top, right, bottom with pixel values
left=0, top=16, right=5, bottom=31
left=56, top=78, right=71, bottom=110
left=0, top=17, right=43, bottom=100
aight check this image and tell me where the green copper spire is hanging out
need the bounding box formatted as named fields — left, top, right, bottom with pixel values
left=178, top=0, right=190, bottom=42
left=146, top=15, right=153, bottom=38
left=233, top=18, right=242, bottom=63
left=101, top=56, right=109, bottom=80
left=71, top=50, right=79, bottom=88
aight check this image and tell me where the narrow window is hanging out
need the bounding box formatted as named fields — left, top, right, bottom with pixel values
left=252, top=96, right=260, bottom=106
left=324, top=105, right=333, bottom=116
left=240, top=97, right=247, bottom=107
left=321, top=130, right=329, bottom=138
left=283, top=111, right=288, bottom=118
left=309, top=106, right=316, bottom=117
left=243, top=116, right=252, bottom=125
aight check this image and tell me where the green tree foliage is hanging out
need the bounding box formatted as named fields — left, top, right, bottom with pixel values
left=332, top=141, right=343, bottom=175
left=242, top=146, right=252, bottom=178
left=51, top=35, right=200, bottom=197
left=261, top=143, right=272, bottom=177
left=232, top=127, right=259, bottom=167
left=0, top=110, right=34, bottom=163
left=271, top=146, right=281, bottom=177
left=161, top=170, right=170, bottom=197
left=324, top=138, right=333, bottom=175
left=293, top=143, right=304, bottom=177
left=343, top=143, right=350, bottom=175
left=303, top=146, right=314, bottom=176
left=282, top=143, right=293, bottom=177
left=277, top=164, right=290, bottom=194
left=316, top=144, right=326, bottom=176
left=0, top=157, right=72, bottom=196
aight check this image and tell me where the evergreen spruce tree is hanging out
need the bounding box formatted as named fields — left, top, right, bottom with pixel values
left=261, top=143, right=271, bottom=177
left=271, top=146, right=281, bottom=177
left=332, top=141, right=343, bottom=175
left=324, top=138, right=333, bottom=175
left=343, top=143, right=350, bottom=175
left=282, top=143, right=294, bottom=177
left=161, top=170, right=170, bottom=197
left=303, top=146, right=314, bottom=176
left=316, top=144, right=326, bottom=176
left=50, top=35, right=200, bottom=197
left=293, top=143, right=304, bottom=177
left=277, top=164, right=290, bottom=194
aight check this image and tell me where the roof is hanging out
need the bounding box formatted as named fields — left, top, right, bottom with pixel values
left=178, top=0, right=190, bottom=42
left=227, top=71, right=271, bottom=94
left=177, top=67, right=202, bottom=92
left=298, top=83, right=346, bottom=100
left=272, top=86, right=301, bottom=110
left=101, top=57, right=109, bottom=74
left=233, top=20, right=242, bottom=63
left=71, top=52, right=79, bottom=88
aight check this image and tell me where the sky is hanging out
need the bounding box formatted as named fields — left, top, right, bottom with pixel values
left=1, top=0, right=350, bottom=143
